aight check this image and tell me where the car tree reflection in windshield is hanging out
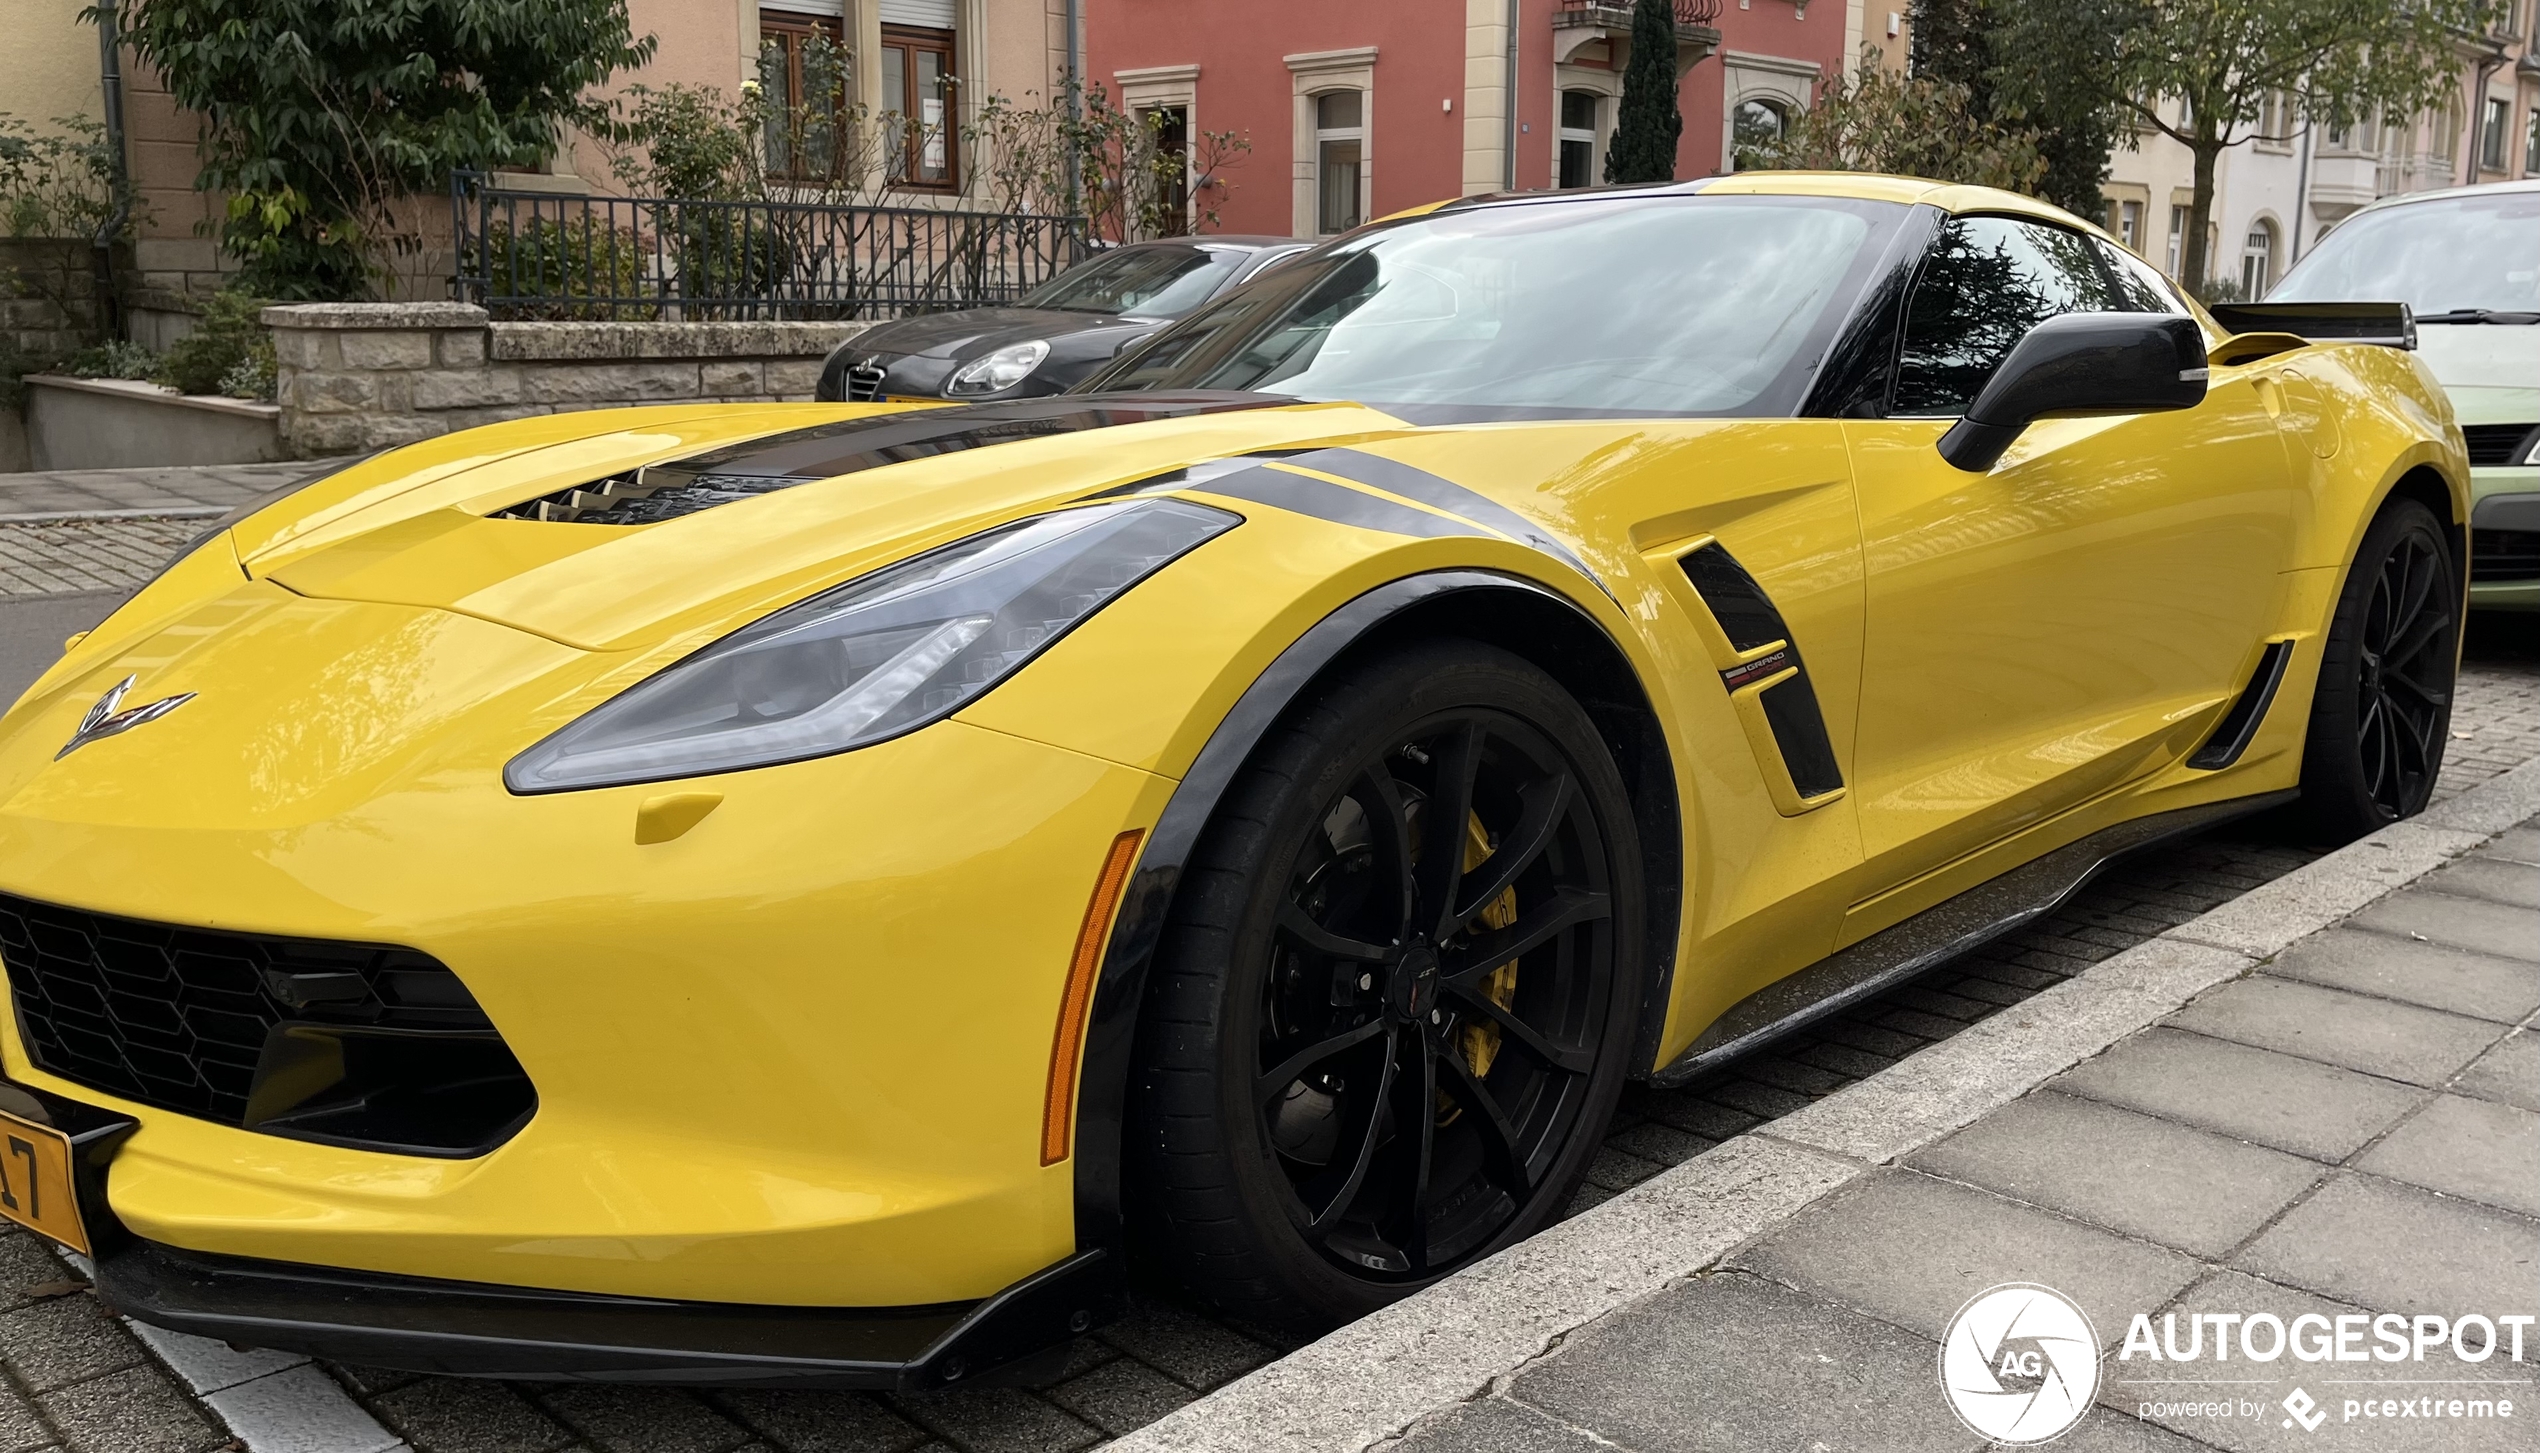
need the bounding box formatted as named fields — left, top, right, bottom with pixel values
left=2270, top=190, right=2540, bottom=320
left=1083, top=194, right=1909, bottom=419
left=1022, top=244, right=1248, bottom=319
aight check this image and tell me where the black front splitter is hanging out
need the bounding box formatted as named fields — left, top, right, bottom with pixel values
left=95, top=1237, right=1121, bottom=1390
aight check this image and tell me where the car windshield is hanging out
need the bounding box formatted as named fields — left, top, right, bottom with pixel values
left=2270, top=190, right=2540, bottom=318
left=1081, top=194, right=1906, bottom=419
left=1022, top=245, right=1248, bottom=318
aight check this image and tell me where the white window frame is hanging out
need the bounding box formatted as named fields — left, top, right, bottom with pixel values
left=1117, top=64, right=1202, bottom=234
left=1311, top=91, right=1367, bottom=234
left=1719, top=51, right=1817, bottom=174
left=1550, top=73, right=1617, bottom=189
left=2239, top=217, right=2277, bottom=297
left=1286, top=48, right=1376, bottom=240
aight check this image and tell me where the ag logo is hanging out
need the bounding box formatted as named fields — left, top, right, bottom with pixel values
left=1940, top=1283, right=2101, bottom=1444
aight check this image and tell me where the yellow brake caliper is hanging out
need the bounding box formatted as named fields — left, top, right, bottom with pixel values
left=1458, top=812, right=1519, bottom=1080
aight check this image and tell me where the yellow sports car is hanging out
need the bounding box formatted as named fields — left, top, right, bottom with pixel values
left=0, top=175, right=2464, bottom=1388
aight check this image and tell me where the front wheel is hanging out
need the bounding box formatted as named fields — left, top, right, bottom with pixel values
left=2295, top=495, right=2460, bottom=841
left=1129, top=641, right=1645, bottom=1329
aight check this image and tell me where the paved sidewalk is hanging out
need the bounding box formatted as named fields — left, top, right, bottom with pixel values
left=1381, top=816, right=2538, bottom=1453
left=0, top=462, right=337, bottom=523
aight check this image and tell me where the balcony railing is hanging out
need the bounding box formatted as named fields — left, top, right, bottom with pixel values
left=1552, top=0, right=1727, bottom=32
left=448, top=172, right=1087, bottom=322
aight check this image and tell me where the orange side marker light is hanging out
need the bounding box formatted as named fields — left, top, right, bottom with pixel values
left=1043, top=829, right=1144, bottom=1165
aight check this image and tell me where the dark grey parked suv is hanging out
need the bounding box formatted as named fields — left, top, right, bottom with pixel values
left=814, top=236, right=1306, bottom=404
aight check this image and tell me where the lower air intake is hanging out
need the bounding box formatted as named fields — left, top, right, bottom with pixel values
left=0, top=895, right=533, bottom=1158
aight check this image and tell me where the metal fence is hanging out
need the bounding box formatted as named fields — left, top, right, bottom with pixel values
left=448, top=172, right=1087, bottom=321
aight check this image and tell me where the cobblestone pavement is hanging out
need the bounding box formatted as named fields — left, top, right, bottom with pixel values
left=0, top=523, right=202, bottom=598
left=0, top=488, right=2527, bottom=1452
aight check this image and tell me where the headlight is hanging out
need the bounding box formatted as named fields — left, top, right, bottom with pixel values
left=504, top=499, right=1238, bottom=793
left=944, top=340, right=1050, bottom=396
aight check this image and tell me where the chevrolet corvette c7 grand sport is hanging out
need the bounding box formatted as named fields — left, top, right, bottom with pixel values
left=0, top=174, right=2466, bottom=1389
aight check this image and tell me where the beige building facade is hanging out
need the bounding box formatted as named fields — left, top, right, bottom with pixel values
left=0, top=0, right=1072, bottom=327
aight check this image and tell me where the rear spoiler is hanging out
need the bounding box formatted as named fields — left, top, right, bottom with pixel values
left=2205, top=301, right=2416, bottom=350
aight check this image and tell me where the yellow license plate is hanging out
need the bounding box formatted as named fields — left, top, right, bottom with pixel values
left=0, top=1109, right=87, bottom=1253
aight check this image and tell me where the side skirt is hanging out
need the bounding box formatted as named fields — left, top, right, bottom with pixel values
left=1648, top=788, right=2298, bottom=1087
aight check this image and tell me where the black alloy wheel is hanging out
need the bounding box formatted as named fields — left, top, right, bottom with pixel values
left=2297, top=496, right=2458, bottom=841
left=1131, top=641, right=1644, bottom=1328
left=2351, top=528, right=2453, bottom=816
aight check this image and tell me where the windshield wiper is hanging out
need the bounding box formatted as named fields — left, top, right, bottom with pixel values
left=2414, top=309, right=2540, bottom=324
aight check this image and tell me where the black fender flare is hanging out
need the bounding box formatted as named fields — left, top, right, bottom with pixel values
left=1068, top=568, right=1680, bottom=1250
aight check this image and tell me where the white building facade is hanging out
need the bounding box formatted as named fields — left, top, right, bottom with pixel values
left=2102, top=2, right=2538, bottom=295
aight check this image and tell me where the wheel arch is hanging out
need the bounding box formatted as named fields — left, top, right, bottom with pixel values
left=1070, top=570, right=1683, bottom=1252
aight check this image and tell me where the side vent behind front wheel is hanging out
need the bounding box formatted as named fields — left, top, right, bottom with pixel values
left=1675, top=543, right=1846, bottom=811
left=2189, top=639, right=2295, bottom=771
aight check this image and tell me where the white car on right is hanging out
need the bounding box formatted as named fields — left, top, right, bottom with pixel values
left=2269, top=179, right=2540, bottom=610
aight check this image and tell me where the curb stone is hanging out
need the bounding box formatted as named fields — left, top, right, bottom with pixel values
left=1106, top=765, right=2540, bottom=1453
left=59, top=1248, right=410, bottom=1452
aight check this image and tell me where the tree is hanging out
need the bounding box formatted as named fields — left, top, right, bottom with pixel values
left=1744, top=51, right=2048, bottom=193
left=967, top=83, right=1250, bottom=239
left=106, top=0, right=655, bottom=299
left=1605, top=0, right=1683, bottom=183
left=1908, top=0, right=2136, bottom=220
left=2082, top=0, right=2498, bottom=289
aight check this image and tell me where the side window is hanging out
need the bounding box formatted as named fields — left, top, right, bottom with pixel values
left=2092, top=237, right=2191, bottom=314
left=1892, top=216, right=2121, bottom=415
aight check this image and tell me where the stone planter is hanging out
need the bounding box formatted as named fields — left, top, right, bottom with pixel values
left=21, top=375, right=287, bottom=471
left=263, top=303, right=870, bottom=457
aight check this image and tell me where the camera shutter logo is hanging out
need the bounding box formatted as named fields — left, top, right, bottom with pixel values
left=1940, top=1283, right=2102, bottom=1444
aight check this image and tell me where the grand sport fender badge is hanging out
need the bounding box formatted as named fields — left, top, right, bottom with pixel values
left=56, top=676, right=195, bottom=760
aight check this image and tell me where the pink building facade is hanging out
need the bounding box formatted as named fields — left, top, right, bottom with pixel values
left=1085, top=0, right=1853, bottom=239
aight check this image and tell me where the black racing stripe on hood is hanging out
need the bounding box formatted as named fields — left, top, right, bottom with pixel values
left=1189, top=466, right=1488, bottom=541
left=491, top=391, right=1290, bottom=525
left=1285, top=448, right=1604, bottom=587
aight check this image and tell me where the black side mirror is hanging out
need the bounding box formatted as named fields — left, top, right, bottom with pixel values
left=1937, top=313, right=2208, bottom=472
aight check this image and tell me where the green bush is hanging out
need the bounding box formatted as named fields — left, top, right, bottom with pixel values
left=479, top=215, right=649, bottom=319
left=111, top=0, right=654, bottom=300
left=154, top=289, right=273, bottom=397
left=63, top=339, right=156, bottom=380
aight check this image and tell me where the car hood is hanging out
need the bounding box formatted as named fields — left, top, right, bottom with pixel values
left=229, top=395, right=1411, bottom=656
left=2413, top=325, right=2540, bottom=424
left=852, top=306, right=1156, bottom=361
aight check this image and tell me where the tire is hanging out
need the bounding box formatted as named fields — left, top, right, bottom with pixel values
left=2294, top=495, right=2460, bottom=843
left=1128, top=640, right=1646, bottom=1329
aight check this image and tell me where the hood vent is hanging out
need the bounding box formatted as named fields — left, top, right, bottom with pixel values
left=489, top=391, right=1288, bottom=527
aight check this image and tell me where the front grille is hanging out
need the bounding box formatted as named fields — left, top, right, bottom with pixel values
left=2473, top=527, right=2540, bottom=583
left=2464, top=423, right=2538, bottom=467
left=845, top=361, right=889, bottom=402
left=0, top=895, right=532, bottom=1155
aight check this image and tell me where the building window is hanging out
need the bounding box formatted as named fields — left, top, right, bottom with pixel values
left=2239, top=222, right=2275, bottom=297
left=2527, top=107, right=2538, bottom=175
left=2165, top=206, right=2185, bottom=276
left=1731, top=98, right=1789, bottom=171
left=2115, top=199, right=2143, bottom=250
left=1315, top=90, right=1363, bottom=234
left=760, top=10, right=850, bottom=181
left=1148, top=105, right=1191, bottom=235
left=2482, top=96, right=2509, bottom=172
left=1558, top=90, right=1600, bottom=189
left=881, top=25, right=957, bottom=188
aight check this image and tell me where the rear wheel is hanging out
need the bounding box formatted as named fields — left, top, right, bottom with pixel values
left=1129, top=641, right=1644, bottom=1328
left=2295, top=496, right=2459, bottom=841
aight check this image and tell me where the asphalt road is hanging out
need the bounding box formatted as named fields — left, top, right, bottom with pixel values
left=0, top=591, right=125, bottom=706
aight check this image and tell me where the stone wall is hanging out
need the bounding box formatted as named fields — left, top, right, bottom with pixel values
left=262, top=302, right=869, bottom=457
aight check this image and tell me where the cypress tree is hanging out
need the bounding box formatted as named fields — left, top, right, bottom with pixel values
left=1604, top=0, right=1683, bottom=183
